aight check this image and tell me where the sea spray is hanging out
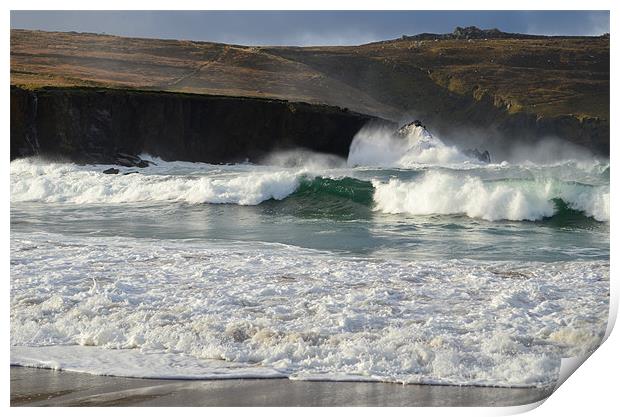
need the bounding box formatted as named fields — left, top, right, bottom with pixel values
left=10, top=154, right=610, bottom=387
left=10, top=158, right=302, bottom=205
left=260, top=149, right=347, bottom=170
left=10, top=158, right=609, bottom=221
left=372, top=171, right=610, bottom=222
left=347, top=125, right=476, bottom=168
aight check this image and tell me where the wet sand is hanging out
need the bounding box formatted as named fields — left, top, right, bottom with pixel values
left=10, top=366, right=553, bottom=406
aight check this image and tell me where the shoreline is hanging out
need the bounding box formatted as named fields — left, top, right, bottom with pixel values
left=10, top=366, right=554, bottom=407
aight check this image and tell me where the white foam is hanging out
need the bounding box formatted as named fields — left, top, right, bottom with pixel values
left=10, top=158, right=609, bottom=223
left=12, top=345, right=285, bottom=379
left=347, top=125, right=477, bottom=168
left=11, top=231, right=608, bottom=387
left=373, top=171, right=610, bottom=221
left=10, top=158, right=301, bottom=205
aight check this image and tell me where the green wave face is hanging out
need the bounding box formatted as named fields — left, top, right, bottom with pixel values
left=294, top=176, right=375, bottom=205
left=548, top=198, right=603, bottom=228
left=264, top=176, right=375, bottom=220
left=267, top=175, right=607, bottom=226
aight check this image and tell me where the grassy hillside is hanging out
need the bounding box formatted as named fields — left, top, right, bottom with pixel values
left=10, top=29, right=396, bottom=118
left=11, top=28, right=609, bottom=152
left=272, top=35, right=609, bottom=120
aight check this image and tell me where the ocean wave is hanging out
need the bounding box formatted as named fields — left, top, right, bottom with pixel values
left=11, top=158, right=609, bottom=222
left=10, top=158, right=300, bottom=205
left=373, top=171, right=609, bottom=222
left=346, top=125, right=611, bottom=180
left=10, top=231, right=609, bottom=387
left=347, top=125, right=473, bottom=168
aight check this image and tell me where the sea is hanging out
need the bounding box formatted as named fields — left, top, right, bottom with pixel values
left=10, top=125, right=610, bottom=388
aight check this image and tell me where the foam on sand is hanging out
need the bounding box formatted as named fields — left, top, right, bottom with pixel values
left=11, top=231, right=608, bottom=387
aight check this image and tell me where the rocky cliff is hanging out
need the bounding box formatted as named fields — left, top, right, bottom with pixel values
left=10, top=28, right=610, bottom=157
left=11, top=86, right=387, bottom=163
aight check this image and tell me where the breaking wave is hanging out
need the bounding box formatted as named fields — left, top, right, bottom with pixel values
left=347, top=125, right=479, bottom=168
left=10, top=158, right=300, bottom=206
left=372, top=172, right=609, bottom=222
left=10, top=158, right=609, bottom=222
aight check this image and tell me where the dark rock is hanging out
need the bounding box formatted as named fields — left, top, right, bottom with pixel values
left=116, top=152, right=143, bottom=165
left=123, top=171, right=138, bottom=175
left=103, top=168, right=119, bottom=174
left=112, top=152, right=153, bottom=168
left=10, top=86, right=388, bottom=164
left=395, top=119, right=492, bottom=163
left=401, top=26, right=566, bottom=42
left=464, top=148, right=491, bottom=163
left=453, top=26, right=503, bottom=40
left=394, top=119, right=432, bottom=138
left=394, top=120, right=427, bottom=138
left=116, top=158, right=135, bottom=167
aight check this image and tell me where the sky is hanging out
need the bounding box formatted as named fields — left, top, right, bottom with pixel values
left=10, top=10, right=610, bottom=46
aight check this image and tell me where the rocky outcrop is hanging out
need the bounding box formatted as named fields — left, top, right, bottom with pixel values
left=10, top=86, right=389, bottom=164
left=400, top=26, right=608, bottom=41
left=463, top=148, right=491, bottom=164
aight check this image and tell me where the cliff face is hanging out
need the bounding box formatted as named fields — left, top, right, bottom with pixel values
left=429, top=91, right=610, bottom=156
left=11, top=86, right=387, bottom=163
left=11, top=29, right=609, bottom=156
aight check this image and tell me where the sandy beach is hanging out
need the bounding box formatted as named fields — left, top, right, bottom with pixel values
left=10, top=366, right=554, bottom=407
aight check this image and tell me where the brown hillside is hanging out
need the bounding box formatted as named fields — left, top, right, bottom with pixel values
left=10, top=29, right=610, bottom=153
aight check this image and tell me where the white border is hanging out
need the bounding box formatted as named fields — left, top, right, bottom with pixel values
left=4, top=1, right=618, bottom=10
left=3, top=2, right=617, bottom=415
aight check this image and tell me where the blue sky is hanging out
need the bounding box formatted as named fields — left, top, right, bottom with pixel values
left=10, top=10, right=610, bottom=46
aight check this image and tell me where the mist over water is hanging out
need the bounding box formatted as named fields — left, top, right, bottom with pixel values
left=260, top=149, right=347, bottom=170
left=348, top=123, right=608, bottom=168
left=348, top=125, right=472, bottom=168
left=10, top=125, right=609, bottom=387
